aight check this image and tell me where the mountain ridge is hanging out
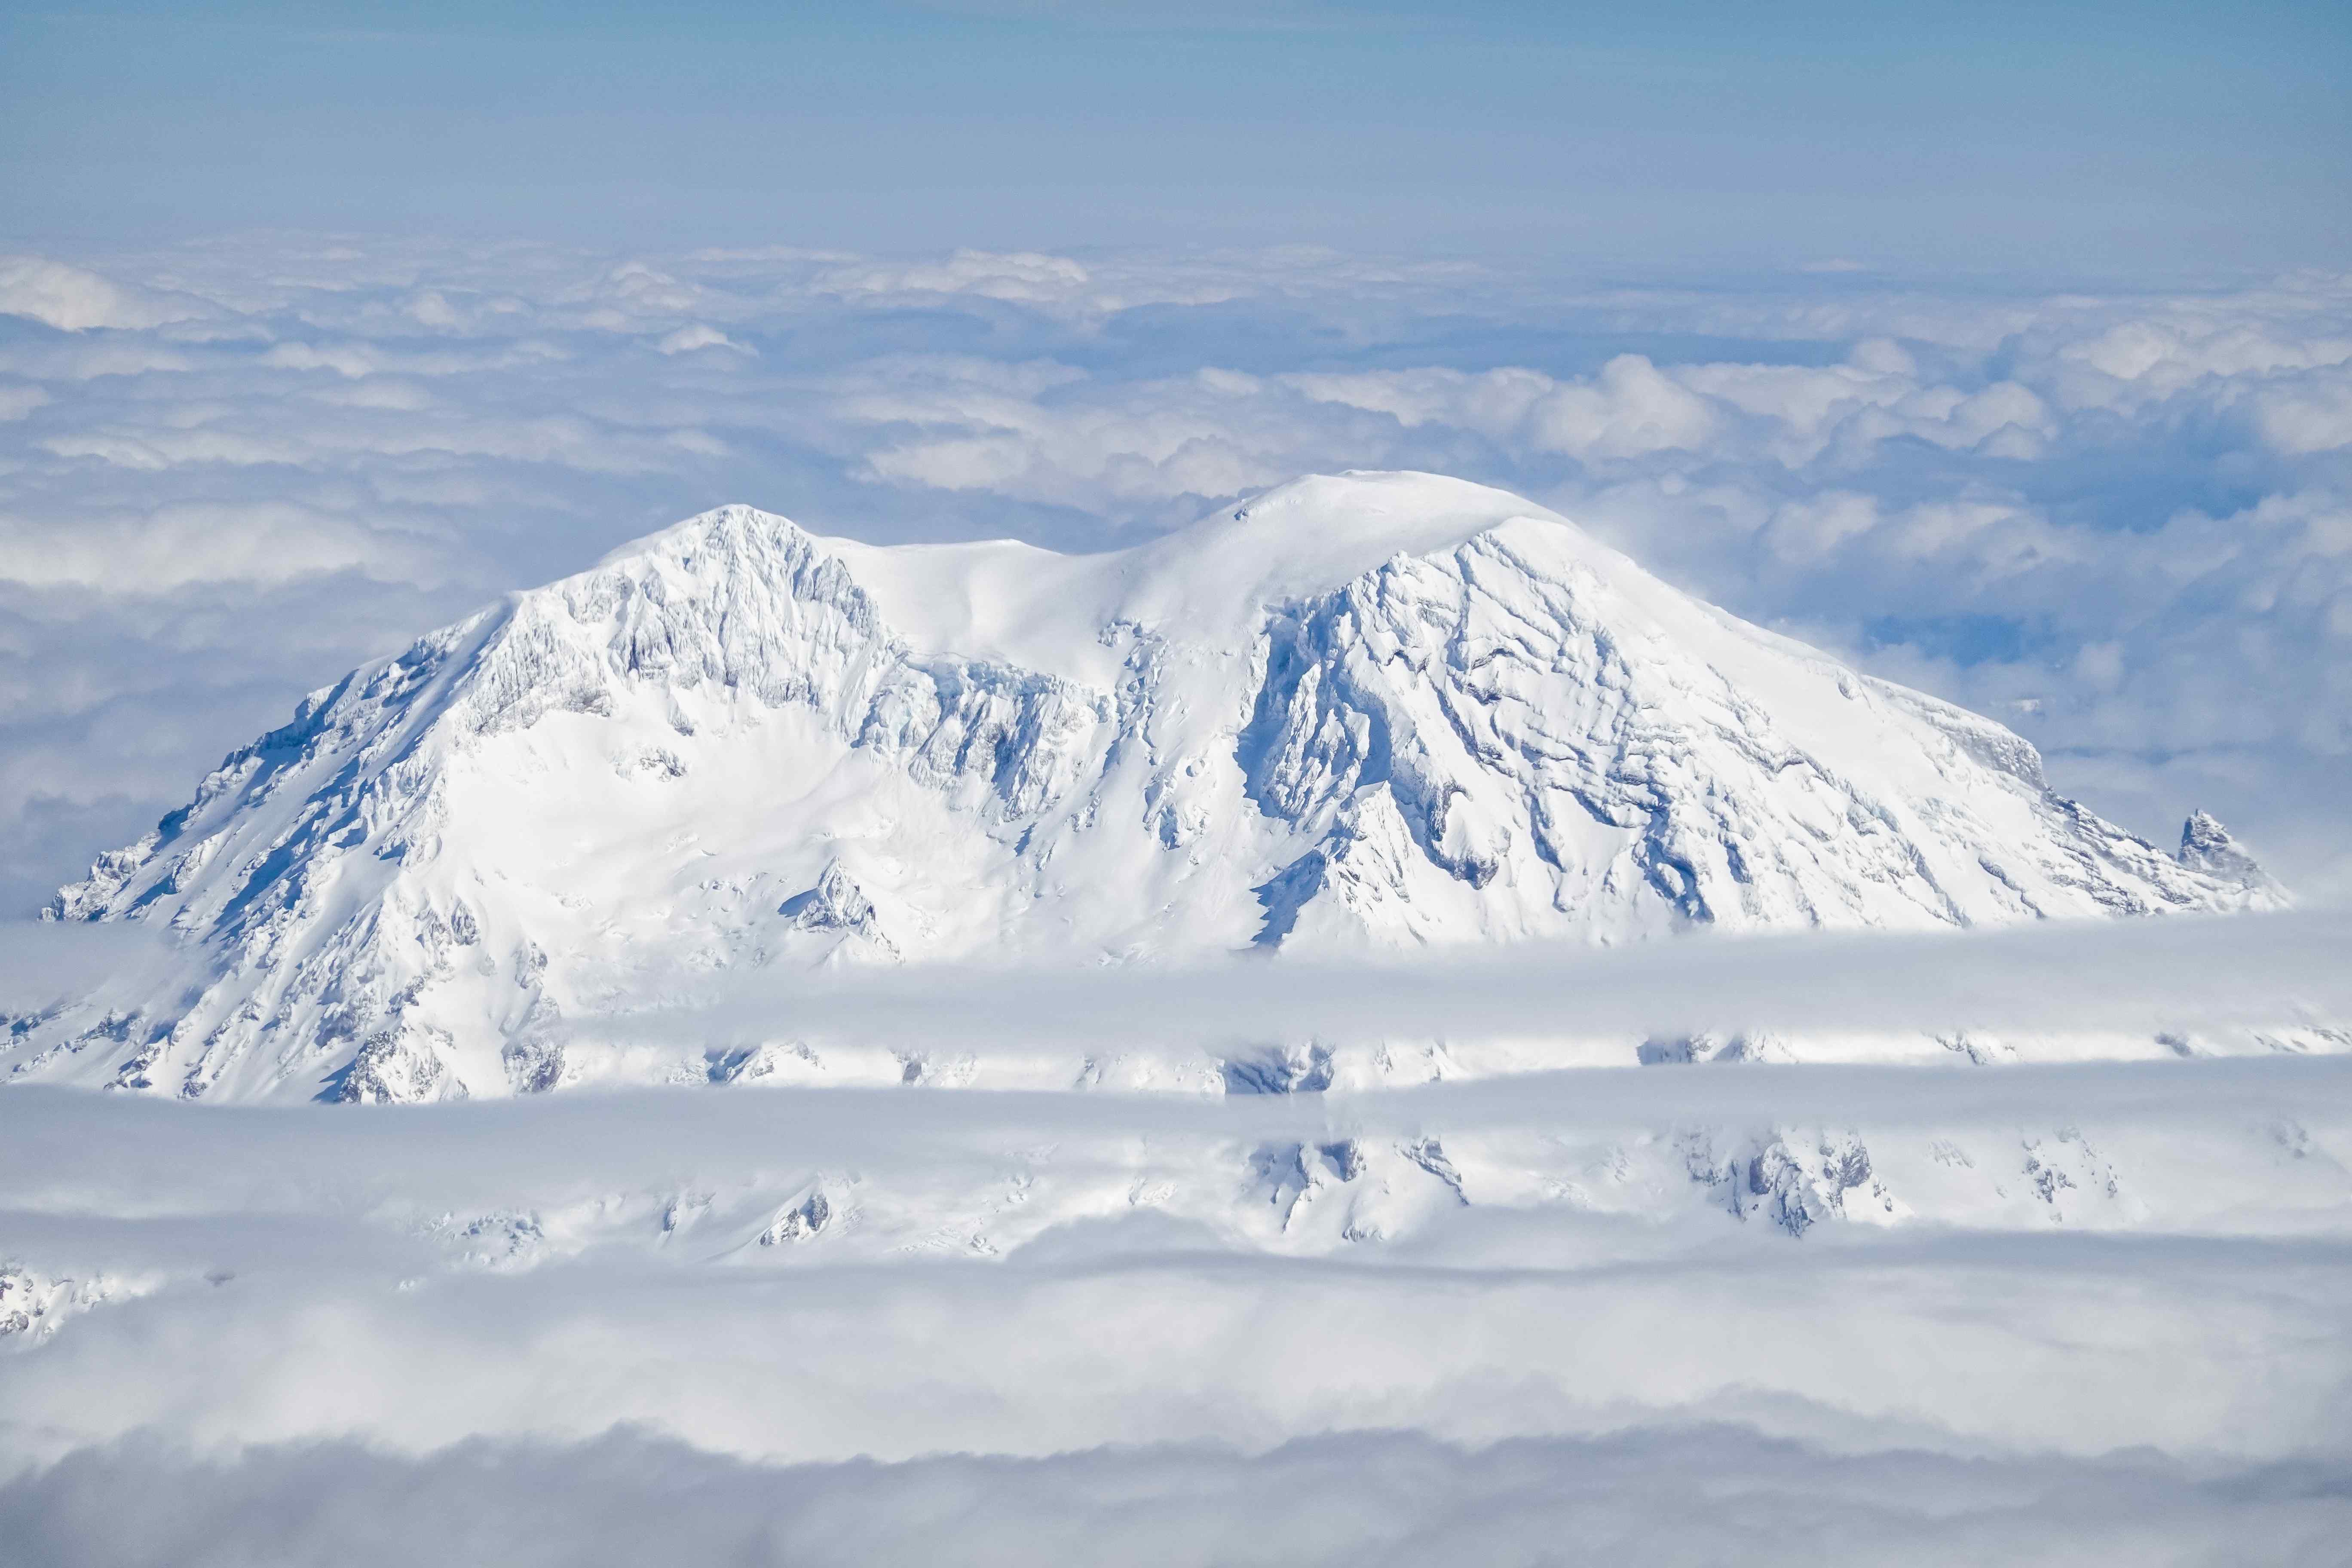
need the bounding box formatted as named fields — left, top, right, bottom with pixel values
left=17, top=471, right=2288, bottom=1102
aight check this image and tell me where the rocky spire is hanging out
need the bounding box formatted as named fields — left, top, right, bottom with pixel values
left=2176, top=811, right=2284, bottom=896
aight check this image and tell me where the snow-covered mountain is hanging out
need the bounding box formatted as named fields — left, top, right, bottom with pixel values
left=15, top=472, right=2285, bottom=1101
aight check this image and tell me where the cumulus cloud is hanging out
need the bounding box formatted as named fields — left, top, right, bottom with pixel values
left=849, top=361, right=1318, bottom=507
left=2251, top=368, right=2352, bottom=454
left=814, top=248, right=1096, bottom=305
left=1288, top=355, right=1722, bottom=460
left=0, top=257, right=204, bottom=333
left=2058, top=315, right=2352, bottom=398
left=0, top=504, right=449, bottom=593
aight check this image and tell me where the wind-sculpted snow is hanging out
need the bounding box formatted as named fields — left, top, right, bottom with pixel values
left=15, top=472, right=2290, bottom=1102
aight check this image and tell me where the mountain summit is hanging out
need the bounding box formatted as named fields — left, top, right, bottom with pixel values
left=21, top=472, right=2279, bottom=1100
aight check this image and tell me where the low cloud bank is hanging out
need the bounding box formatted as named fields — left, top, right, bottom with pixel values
left=5, top=1207, right=2347, bottom=1471
left=4, top=1425, right=2345, bottom=1568
left=590, top=904, right=2352, bottom=1052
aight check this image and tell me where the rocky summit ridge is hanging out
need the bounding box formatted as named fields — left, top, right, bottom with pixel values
left=16, top=471, right=2286, bottom=1101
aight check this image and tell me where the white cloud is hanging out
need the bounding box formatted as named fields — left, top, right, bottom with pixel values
left=655, top=324, right=751, bottom=356
left=1526, top=354, right=1724, bottom=458
left=814, top=248, right=1095, bottom=306
left=39, top=412, right=694, bottom=476
left=1758, top=490, right=1882, bottom=563
left=404, top=288, right=465, bottom=328
left=4, top=1426, right=2342, bottom=1568
left=2251, top=368, right=2352, bottom=454
left=849, top=362, right=1324, bottom=506
left=2062, top=317, right=2352, bottom=391
left=585, top=261, right=709, bottom=317
left=1287, top=356, right=1722, bottom=461
left=1288, top=350, right=2057, bottom=472
left=259, top=340, right=567, bottom=378
left=0, top=504, right=450, bottom=593
left=0, top=257, right=204, bottom=333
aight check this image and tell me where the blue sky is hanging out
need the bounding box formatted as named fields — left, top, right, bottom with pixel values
left=6, top=1, right=2346, bottom=275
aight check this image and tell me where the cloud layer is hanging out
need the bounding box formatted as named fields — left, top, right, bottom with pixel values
left=3, top=240, right=2349, bottom=921
left=584, top=905, right=2352, bottom=1056
left=8, top=1425, right=2346, bottom=1568
left=4, top=1052, right=2348, bottom=1493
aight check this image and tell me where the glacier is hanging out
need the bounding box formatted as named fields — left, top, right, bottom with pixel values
left=12, top=471, right=2297, bottom=1102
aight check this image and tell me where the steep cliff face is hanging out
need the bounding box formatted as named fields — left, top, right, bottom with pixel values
left=2177, top=809, right=2285, bottom=899
left=19, top=472, right=2281, bottom=1101
left=1233, top=519, right=2237, bottom=947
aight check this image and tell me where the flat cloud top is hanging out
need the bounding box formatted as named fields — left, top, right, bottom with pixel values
left=578, top=904, right=2352, bottom=1055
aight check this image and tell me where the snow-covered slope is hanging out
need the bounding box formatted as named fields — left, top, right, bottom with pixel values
left=16, top=472, right=2284, bottom=1101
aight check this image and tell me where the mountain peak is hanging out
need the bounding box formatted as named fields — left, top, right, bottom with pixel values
left=2177, top=810, right=2281, bottom=894
left=18, top=475, right=2288, bottom=1101
left=587, top=502, right=801, bottom=573
left=1122, top=470, right=1583, bottom=633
